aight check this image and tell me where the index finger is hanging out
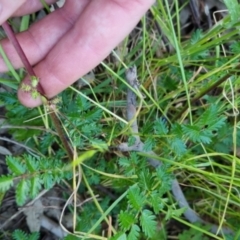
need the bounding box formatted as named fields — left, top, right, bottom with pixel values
left=0, top=0, right=26, bottom=24
left=18, top=0, right=154, bottom=107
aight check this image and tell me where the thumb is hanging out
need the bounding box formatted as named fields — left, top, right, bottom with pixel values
left=0, top=0, right=26, bottom=24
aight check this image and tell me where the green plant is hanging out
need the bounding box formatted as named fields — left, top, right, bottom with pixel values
left=12, top=230, right=39, bottom=240
left=178, top=223, right=211, bottom=240
left=0, top=154, right=72, bottom=206
left=1, top=0, right=240, bottom=239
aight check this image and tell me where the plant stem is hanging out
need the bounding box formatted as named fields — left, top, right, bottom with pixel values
left=49, top=111, right=73, bottom=160
left=2, top=21, right=73, bottom=160
left=2, top=21, right=44, bottom=95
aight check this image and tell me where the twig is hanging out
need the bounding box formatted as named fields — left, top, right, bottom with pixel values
left=118, top=66, right=233, bottom=235
left=41, top=214, right=67, bottom=238
left=125, top=66, right=140, bottom=143
left=0, top=136, right=43, bottom=156
left=189, top=0, right=201, bottom=28
left=48, top=110, right=73, bottom=160
left=0, top=188, right=67, bottom=238
left=0, top=189, right=49, bottom=230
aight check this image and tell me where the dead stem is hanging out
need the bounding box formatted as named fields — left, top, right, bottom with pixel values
left=118, top=66, right=233, bottom=235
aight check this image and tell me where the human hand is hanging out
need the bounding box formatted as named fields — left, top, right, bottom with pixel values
left=0, top=0, right=154, bottom=107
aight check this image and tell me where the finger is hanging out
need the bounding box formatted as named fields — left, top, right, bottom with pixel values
left=0, top=0, right=26, bottom=24
left=0, top=0, right=90, bottom=72
left=13, top=0, right=57, bottom=17
left=18, top=0, right=154, bottom=107
left=48, top=0, right=154, bottom=85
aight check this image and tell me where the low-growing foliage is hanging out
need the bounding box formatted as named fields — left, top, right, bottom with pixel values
left=11, top=230, right=39, bottom=240
left=1, top=0, right=240, bottom=239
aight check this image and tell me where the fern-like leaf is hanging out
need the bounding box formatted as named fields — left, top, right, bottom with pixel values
left=16, top=179, right=29, bottom=206
left=12, top=230, right=39, bottom=240
left=28, top=232, right=40, bottom=240
left=118, top=157, right=131, bottom=168
left=230, top=42, right=240, bottom=54
left=29, top=176, right=42, bottom=198
left=149, top=191, right=164, bottom=214
left=182, top=105, right=226, bottom=145
left=154, top=118, right=169, bottom=135
left=119, top=210, right=135, bottom=230
left=85, top=109, right=102, bottom=122
left=182, top=124, right=211, bottom=144
left=143, top=137, right=155, bottom=152
left=156, top=164, right=174, bottom=192
left=75, top=95, right=91, bottom=112
left=127, top=185, right=146, bottom=211
left=25, top=155, right=39, bottom=172
left=190, top=29, right=203, bottom=45
left=171, top=123, right=184, bottom=138
left=178, top=222, right=211, bottom=240
left=168, top=137, right=186, bottom=157
left=0, top=175, right=14, bottom=192
left=12, top=230, right=28, bottom=240
left=109, top=232, right=127, bottom=240
left=223, top=0, right=240, bottom=23
left=138, top=169, right=154, bottom=191
left=140, top=209, right=157, bottom=238
left=128, top=136, right=137, bottom=147
left=42, top=172, right=54, bottom=189
left=128, top=224, right=140, bottom=240
left=197, top=105, right=226, bottom=131
left=6, top=156, right=26, bottom=175
left=0, top=92, right=17, bottom=105
left=166, top=205, right=187, bottom=221
left=118, top=156, right=135, bottom=176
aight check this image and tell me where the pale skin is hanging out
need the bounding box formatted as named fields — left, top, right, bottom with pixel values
left=0, top=0, right=155, bottom=107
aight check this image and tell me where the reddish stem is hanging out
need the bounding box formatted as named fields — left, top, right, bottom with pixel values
left=1, top=21, right=45, bottom=95
left=1, top=20, right=73, bottom=160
